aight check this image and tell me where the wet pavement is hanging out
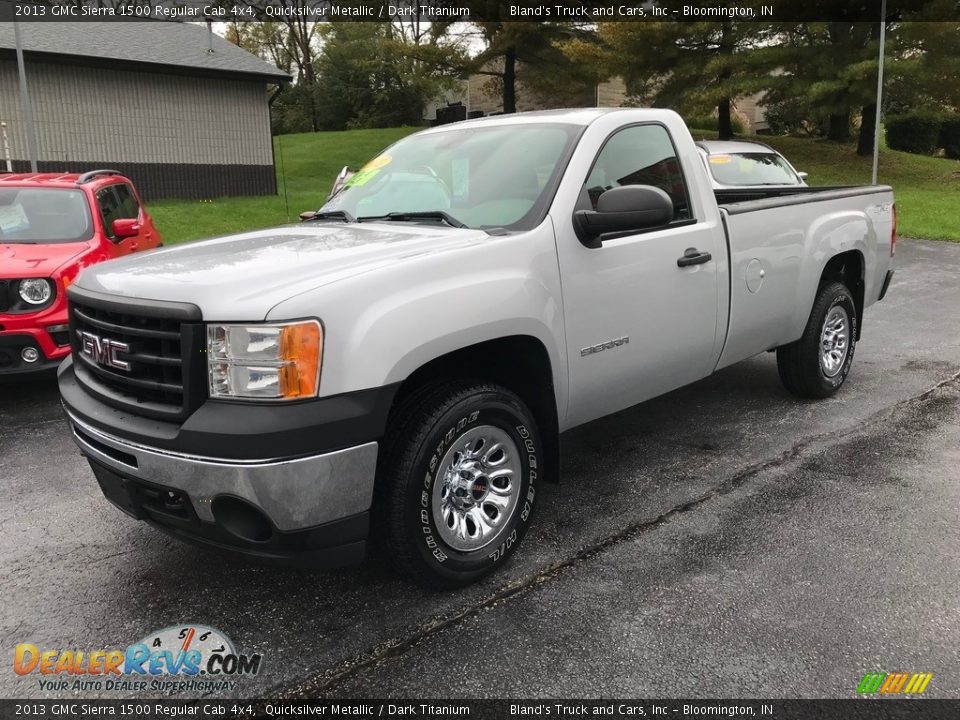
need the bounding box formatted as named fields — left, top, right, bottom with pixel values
left=1, top=239, right=958, bottom=700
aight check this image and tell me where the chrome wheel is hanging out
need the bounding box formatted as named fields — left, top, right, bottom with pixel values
left=819, top=305, right=850, bottom=378
left=432, top=425, right=521, bottom=553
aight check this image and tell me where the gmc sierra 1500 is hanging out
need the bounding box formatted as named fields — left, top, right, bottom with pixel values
left=58, top=109, right=895, bottom=587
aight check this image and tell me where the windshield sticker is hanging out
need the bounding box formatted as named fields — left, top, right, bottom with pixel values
left=345, top=153, right=393, bottom=188
left=363, top=154, right=392, bottom=172
left=345, top=170, right=377, bottom=187
left=452, top=157, right=470, bottom=199
left=0, top=204, right=29, bottom=232
left=708, top=155, right=732, bottom=164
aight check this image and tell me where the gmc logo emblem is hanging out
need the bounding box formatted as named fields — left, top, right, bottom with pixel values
left=78, top=330, right=130, bottom=371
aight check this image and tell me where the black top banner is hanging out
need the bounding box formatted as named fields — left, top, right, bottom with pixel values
left=1, top=700, right=959, bottom=720
left=1, top=0, right=959, bottom=23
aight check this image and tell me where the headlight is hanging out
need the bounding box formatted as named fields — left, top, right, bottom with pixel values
left=19, top=278, right=54, bottom=306
left=207, top=320, right=322, bottom=400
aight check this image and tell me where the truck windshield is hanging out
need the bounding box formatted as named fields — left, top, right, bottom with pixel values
left=0, top=187, right=94, bottom=244
left=707, top=152, right=801, bottom=186
left=319, top=123, right=581, bottom=231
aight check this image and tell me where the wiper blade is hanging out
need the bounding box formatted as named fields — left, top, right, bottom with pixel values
left=357, top=210, right=467, bottom=229
left=304, top=210, right=356, bottom=223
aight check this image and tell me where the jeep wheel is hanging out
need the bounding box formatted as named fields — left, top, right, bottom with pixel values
left=777, top=281, right=858, bottom=398
left=377, top=383, right=540, bottom=588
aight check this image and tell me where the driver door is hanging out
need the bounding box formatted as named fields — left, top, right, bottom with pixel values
left=557, top=123, right=724, bottom=428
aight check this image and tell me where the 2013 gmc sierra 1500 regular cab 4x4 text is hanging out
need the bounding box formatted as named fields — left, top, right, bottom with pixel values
left=58, top=109, right=896, bottom=587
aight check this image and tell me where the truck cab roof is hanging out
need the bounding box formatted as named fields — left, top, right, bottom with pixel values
left=421, top=107, right=678, bottom=133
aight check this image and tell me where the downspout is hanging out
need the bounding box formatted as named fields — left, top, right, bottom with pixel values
left=268, top=83, right=284, bottom=195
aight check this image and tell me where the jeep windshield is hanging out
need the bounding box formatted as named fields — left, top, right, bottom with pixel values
left=0, top=187, right=94, bottom=244
left=318, top=123, right=581, bottom=231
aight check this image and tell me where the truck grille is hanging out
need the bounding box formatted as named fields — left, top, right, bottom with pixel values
left=68, top=289, right=205, bottom=421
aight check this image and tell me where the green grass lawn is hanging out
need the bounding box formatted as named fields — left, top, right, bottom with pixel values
left=150, top=125, right=960, bottom=245
left=149, top=126, right=419, bottom=245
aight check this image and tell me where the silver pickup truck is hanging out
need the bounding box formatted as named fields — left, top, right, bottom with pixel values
left=58, top=109, right=896, bottom=587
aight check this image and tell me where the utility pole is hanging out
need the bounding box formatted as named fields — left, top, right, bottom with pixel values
left=13, top=21, right=39, bottom=172
left=871, top=0, right=887, bottom=185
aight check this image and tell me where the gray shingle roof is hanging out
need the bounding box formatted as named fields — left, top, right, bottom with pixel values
left=0, top=21, right=289, bottom=81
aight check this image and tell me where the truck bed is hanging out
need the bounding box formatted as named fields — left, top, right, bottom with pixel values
left=715, top=185, right=892, bottom=209
left=715, top=184, right=895, bottom=371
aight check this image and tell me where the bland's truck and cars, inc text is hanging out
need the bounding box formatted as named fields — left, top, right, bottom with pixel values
left=58, top=109, right=896, bottom=587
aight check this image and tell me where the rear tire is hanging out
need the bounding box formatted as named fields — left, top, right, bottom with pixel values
left=777, top=281, right=857, bottom=398
left=376, top=382, right=541, bottom=589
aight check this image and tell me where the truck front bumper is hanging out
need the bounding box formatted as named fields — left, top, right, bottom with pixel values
left=64, top=407, right=379, bottom=568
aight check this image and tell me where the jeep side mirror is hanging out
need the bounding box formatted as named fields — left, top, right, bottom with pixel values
left=797, top=171, right=809, bottom=181
left=573, top=185, right=674, bottom=248
left=111, top=218, right=140, bottom=239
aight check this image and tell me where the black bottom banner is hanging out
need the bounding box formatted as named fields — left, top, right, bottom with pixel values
left=1, top=700, right=957, bottom=720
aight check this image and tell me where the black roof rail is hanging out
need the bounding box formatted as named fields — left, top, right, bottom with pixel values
left=76, top=169, right=123, bottom=184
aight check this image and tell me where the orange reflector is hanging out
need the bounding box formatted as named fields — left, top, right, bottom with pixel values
left=279, top=321, right=322, bottom=399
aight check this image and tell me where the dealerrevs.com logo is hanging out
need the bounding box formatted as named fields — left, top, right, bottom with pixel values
left=14, top=625, right=262, bottom=693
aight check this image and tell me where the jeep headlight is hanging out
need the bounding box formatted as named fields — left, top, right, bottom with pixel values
left=19, top=278, right=54, bottom=306
left=207, top=321, right=322, bottom=400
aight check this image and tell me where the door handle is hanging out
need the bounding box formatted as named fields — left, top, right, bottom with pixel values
left=677, top=247, right=712, bottom=267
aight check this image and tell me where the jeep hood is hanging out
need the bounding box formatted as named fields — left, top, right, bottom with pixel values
left=74, top=223, right=491, bottom=319
left=0, top=241, right=91, bottom=279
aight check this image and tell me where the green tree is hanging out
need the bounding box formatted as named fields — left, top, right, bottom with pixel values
left=465, top=21, right=596, bottom=114
left=313, top=23, right=460, bottom=130
left=761, top=15, right=884, bottom=151
left=564, top=14, right=776, bottom=139
left=227, top=4, right=323, bottom=130
left=884, top=5, right=960, bottom=114
left=763, top=1, right=960, bottom=155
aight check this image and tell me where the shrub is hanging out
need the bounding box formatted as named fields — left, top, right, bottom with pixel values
left=686, top=114, right=747, bottom=135
left=938, top=116, right=960, bottom=159
left=885, top=112, right=942, bottom=155
left=762, top=96, right=811, bottom=136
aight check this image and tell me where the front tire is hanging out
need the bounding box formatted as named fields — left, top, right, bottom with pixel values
left=377, top=382, right=541, bottom=589
left=777, top=281, right=857, bottom=398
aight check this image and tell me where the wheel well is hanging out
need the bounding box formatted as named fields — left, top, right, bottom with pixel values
left=389, top=336, right=561, bottom=483
left=820, top=250, right=865, bottom=340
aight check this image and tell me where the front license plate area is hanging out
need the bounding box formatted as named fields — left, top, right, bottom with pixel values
left=90, top=462, right=144, bottom=519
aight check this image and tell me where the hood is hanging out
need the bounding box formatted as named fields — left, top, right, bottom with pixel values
left=0, top=241, right=91, bottom=279
left=74, top=223, right=491, bottom=320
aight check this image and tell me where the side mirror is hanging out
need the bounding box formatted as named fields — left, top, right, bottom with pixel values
left=573, top=185, right=674, bottom=247
left=111, top=218, right=140, bottom=239
left=797, top=171, right=809, bottom=181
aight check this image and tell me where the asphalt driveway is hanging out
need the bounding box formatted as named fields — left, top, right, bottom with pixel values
left=1, top=238, right=958, bottom=700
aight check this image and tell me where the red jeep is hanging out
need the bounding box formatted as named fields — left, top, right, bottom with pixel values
left=0, top=170, right=162, bottom=374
